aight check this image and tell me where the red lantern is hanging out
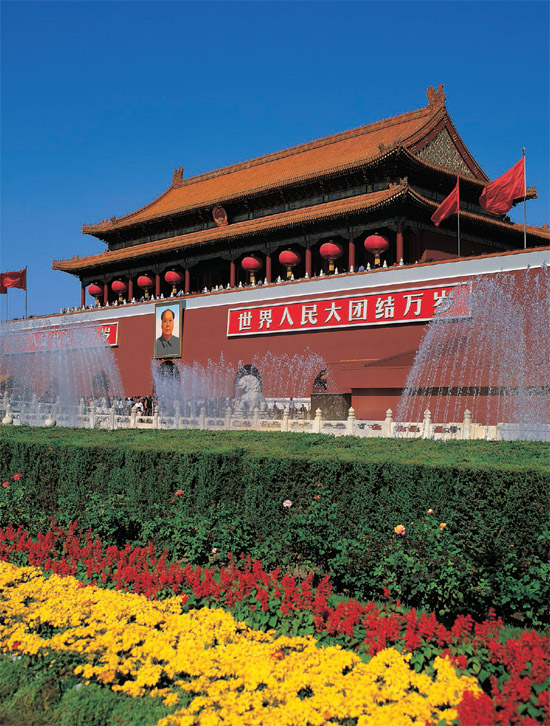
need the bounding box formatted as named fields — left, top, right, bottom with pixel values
left=364, top=234, right=389, bottom=267
left=137, top=274, right=154, bottom=299
left=88, top=283, right=102, bottom=306
left=111, top=279, right=127, bottom=303
left=278, top=249, right=301, bottom=279
left=319, top=241, right=343, bottom=273
left=241, top=256, right=263, bottom=284
left=164, top=270, right=183, bottom=295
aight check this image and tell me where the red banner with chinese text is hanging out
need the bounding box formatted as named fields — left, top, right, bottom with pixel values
left=4, top=323, right=118, bottom=354
left=227, top=284, right=469, bottom=337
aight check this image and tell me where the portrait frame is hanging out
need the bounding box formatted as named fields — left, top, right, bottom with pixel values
left=154, top=301, right=182, bottom=359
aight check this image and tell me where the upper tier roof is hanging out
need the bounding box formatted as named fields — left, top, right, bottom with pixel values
left=54, top=182, right=550, bottom=275
left=82, top=86, right=488, bottom=236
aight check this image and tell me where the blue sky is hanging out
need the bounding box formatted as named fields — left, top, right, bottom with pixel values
left=1, top=1, right=548, bottom=319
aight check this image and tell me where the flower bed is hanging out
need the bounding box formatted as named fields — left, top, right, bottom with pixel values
left=1, top=520, right=549, bottom=724
left=1, top=561, right=481, bottom=726
left=2, top=454, right=548, bottom=627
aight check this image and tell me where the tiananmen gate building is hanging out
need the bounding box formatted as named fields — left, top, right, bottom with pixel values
left=4, top=86, right=550, bottom=422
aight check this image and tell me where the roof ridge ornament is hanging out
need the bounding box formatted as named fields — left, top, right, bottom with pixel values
left=172, top=166, right=184, bottom=186
left=427, top=85, right=446, bottom=108
left=389, top=177, right=408, bottom=191
left=379, top=136, right=403, bottom=153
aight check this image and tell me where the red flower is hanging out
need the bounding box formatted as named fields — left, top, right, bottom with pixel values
left=12, top=473, right=22, bottom=481
left=458, top=690, right=497, bottom=726
left=2, top=482, right=9, bottom=488
left=174, top=490, right=184, bottom=496
left=454, top=654, right=468, bottom=670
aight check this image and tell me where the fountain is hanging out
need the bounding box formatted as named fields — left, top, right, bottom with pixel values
left=152, top=349, right=331, bottom=421
left=396, top=267, right=550, bottom=440
left=0, top=317, right=124, bottom=427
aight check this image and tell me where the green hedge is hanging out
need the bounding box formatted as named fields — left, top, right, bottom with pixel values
left=1, top=427, right=549, bottom=624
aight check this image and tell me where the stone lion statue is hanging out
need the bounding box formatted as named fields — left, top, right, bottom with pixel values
left=235, top=374, right=267, bottom=414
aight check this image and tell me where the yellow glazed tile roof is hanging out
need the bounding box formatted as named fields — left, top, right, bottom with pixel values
left=83, top=93, right=448, bottom=233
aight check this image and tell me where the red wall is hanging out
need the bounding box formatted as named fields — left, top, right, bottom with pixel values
left=32, top=251, right=547, bottom=425
left=111, top=313, right=155, bottom=397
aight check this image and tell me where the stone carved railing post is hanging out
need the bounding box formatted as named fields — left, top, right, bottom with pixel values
left=153, top=405, right=160, bottom=430
left=225, top=406, right=232, bottom=431
left=78, top=400, right=86, bottom=426
left=110, top=404, right=117, bottom=431
left=346, top=407, right=356, bottom=436
left=2, top=405, right=13, bottom=425
left=198, top=407, right=206, bottom=430
left=422, top=408, right=432, bottom=439
left=384, top=408, right=393, bottom=438
left=174, top=401, right=181, bottom=430
left=130, top=404, right=137, bottom=429
left=252, top=407, right=260, bottom=431
left=462, top=409, right=472, bottom=439
left=281, top=406, right=289, bottom=432
left=313, top=408, right=323, bottom=434
left=89, top=402, right=97, bottom=430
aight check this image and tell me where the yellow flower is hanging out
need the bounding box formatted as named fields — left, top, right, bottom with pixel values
left=0, top=561, right=481, bottom=726
left=439, top=522, right=447, bottom=531
left=98, top=669, right=116, bottom=684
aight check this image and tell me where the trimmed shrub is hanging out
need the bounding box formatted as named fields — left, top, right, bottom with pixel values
left=1, top=427, right=549, bottom=624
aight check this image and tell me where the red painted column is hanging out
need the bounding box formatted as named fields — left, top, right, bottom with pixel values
left=305, top=244, right=312, bottom=278
left=415, top=229, right=422, bottom=262
left=396, top=222, right=404, bottom=263
left=128, top=278, right=133, bottom=301
left=103, top=282, right=108, bottom=306
left=155, top=273, right=161, bottom=298
left=348, top=236, right=355, bottom=271
left=80, top=282, right=86, bottom=307
left=184, top=268, right=190, bottom=294
left=265, top=253, right=272, bottom=283
left=230, top=260, right=236, bottom=288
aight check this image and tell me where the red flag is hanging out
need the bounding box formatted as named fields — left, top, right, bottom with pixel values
left=431, top=176, right=459, bottom=227
left=0, top=269, right=26, bottom=290
left=479, top=157, right=525, bottom=215
left=0, top=281, right=6, bottom=294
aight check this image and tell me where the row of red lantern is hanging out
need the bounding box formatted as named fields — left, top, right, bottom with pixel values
left=243, top=236, right=389, bottom=282
left=88, top=271, right=184, bottom=303
left=317, top=236, right=390, bottom=269
left=88, top=236, right=389, bottom=300
left=242, top=250, right=302, bottom=282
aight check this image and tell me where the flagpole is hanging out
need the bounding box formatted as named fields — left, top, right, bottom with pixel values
left=457, top=175, right=461, bottom=258
left=522, top=148, right=527, bottom=249
left=25, top=266, right=28, bottom=318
